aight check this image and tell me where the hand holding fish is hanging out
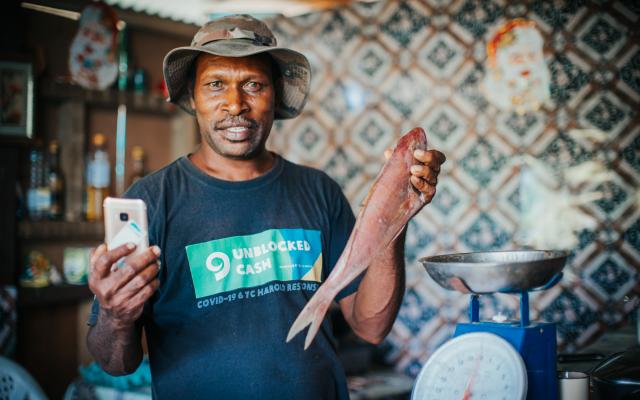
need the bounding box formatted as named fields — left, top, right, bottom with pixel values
left=385, top=146, right=446, bottom=206
left=287, top=128, right=446, bottom=349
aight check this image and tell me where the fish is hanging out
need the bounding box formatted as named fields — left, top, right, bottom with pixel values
left=286, top=127, right=429, bottom=349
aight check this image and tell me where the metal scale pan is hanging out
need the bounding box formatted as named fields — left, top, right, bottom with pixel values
left=420, top=250, right=569, bottom=295
left=414, top=250, right=569, bottom=400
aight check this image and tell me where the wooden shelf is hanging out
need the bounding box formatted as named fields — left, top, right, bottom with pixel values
left=40, top=81, right=177, bottom=116
left=18, top=284, right=93, bottom=307
left=18, top=220, right=104, bottom=242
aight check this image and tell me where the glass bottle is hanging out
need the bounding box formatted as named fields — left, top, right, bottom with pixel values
left=27, top=145, right=51, bottom=220
left=47, top=140, right=65, bottom=220
left=130, top=145, right=146, bottom=186
left=85, top=133, right=110, bottom=222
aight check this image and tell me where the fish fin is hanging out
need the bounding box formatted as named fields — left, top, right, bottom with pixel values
left=286, top=304, right=312, bottom=343
left=304, top=299, right=331, bottom=350
left=382, top=197, right=420, bottom=248
left=386, top=204, right=412, bottom=234
left=286, top=286, right=333, bottom=349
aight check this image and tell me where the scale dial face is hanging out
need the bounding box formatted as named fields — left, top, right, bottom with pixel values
left=412, top=332, right=527, bottom=400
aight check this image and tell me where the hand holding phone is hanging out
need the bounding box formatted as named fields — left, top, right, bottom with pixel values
left=104, top=197, right=149, bottom=266
left=88, top=197, right=159, bottom=328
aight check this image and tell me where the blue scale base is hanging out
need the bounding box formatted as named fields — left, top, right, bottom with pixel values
left=454, top=321, right=557, bottom=400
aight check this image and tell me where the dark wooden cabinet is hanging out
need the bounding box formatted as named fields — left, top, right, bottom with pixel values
left=17, top=297, right=91, bottom=399
left=16, top=220, right=101, bottom=399
left=0, top=148, right=18, bottom=286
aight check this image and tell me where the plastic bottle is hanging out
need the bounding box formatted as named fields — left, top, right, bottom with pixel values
left=130, top=145, right=146, bottom=187
left=85, top=133, right=110, bottom=221
left=47, top=140, right=65, bottom=220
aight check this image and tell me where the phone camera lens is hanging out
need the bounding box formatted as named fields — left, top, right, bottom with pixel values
left=119, top=212, right=129, bottom=221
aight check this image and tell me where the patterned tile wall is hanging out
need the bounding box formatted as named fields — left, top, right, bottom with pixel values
left=266, top=0, right=640, bottom=375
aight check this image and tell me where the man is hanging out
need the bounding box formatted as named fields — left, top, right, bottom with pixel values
left=87, top=14, right=445, bottom=400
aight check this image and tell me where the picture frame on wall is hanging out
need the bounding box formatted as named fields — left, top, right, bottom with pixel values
left=0, top=61, right=34, bottom=139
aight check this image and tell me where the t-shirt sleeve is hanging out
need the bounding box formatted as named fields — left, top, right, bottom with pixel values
left=123, top=180, right=152, bottom=211
left=328, top=186, right=363, bottom=301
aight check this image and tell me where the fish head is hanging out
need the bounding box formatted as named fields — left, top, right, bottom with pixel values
left=395, top=127, right=428, bottom=158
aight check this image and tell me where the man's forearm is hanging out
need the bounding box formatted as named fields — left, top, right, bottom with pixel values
left=87, top=312, right=143, bottom=375
left=345, top=228, right=407, bottom=343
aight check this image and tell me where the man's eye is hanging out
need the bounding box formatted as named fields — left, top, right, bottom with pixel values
left=245, top=82, right=262, bottom=91
left=207, top=81, right=222, bottom=89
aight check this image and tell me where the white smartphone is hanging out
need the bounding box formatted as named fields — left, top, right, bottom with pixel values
left=103, top=197, right=149, bottom=262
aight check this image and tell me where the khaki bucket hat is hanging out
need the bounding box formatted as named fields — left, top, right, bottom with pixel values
left=163, top=14, right=311, bottom=119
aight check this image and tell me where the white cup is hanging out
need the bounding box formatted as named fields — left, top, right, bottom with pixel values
left=558, top=371, right=589, bottom=400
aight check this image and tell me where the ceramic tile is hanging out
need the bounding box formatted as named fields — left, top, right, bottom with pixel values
left=428, top=176, right=469, bottom=221
left=350, top=0, right=387, bottom=20
left=614, top=1, right=640, bottom=22
left=459, top=138, right=508, bottom=187
left=453, top=0, right=503, bottom=39
left=619, top=127, right=640, bottom=177
left=397, top=286, right=439, bottom=336
left=576, top=14, right=627, bottom=62
left=315, top=79, right=344, bottom=122
left=617, top=46, right=640, bottom=101
left=496, top=110, right=547, bottom=148
left=567, top=229, right=599, bottom=269
left=315, top=11, right=360, bottom=59
left=380, top=1, right=430, bottom=48
left=381, top=69, right=434, bottom=121
left=420, top=104, right=468, bottom=151
left=350, top=110, right=395, bottom=156
left=321, top=145, right=364, bottom=192
left=584, top=251, right=637, bottom=302
left=548, top=53, right=591, bottom=108
left=586, top=173, right=635, bottom=220
left=287, top=118, right=329, bottom=162
left=265, top=0, right=640, bottom=367
left=417, top=31, right=466, bottom=79
left=538, top=288, right=600, bottom=349
left=531, top=0, right=586, bottom=31
left=453, top=61, right=489, bottom=112
left=349, top=41, right=393, bottom=83
left=578, top=90, right=633, bottom=139
left=458, top=211, right=511, bottom=252
left=537, top=131, right=592, bottom=169
left=622, top=216, right=640, bottom=260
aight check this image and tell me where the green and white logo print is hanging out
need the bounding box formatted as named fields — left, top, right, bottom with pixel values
left=185, top=228, right=323, bottom=299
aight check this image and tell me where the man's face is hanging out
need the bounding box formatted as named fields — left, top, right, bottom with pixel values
left=191, top=53, right=275, bottom=160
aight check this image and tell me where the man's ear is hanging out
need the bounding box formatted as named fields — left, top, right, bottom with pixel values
left=189, top=96, right=196, bottom=110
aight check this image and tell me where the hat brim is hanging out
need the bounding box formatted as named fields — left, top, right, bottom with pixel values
left=163, top=41, right=311, bottom=120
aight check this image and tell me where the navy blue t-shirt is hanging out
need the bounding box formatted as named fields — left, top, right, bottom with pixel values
left=89, top=154, right=360, bottom=399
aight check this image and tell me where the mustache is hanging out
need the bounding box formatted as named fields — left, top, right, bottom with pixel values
left=214, top=117, right=258, bottom=130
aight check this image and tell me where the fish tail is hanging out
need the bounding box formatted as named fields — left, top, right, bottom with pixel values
left=286, top=285, right=335, bottom=349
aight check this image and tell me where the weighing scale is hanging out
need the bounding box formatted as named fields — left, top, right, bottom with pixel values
left=413, top=250, right=568, bottom=400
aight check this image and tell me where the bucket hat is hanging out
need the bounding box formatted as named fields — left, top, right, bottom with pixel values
left=163, top=14, right=311, bottom=119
